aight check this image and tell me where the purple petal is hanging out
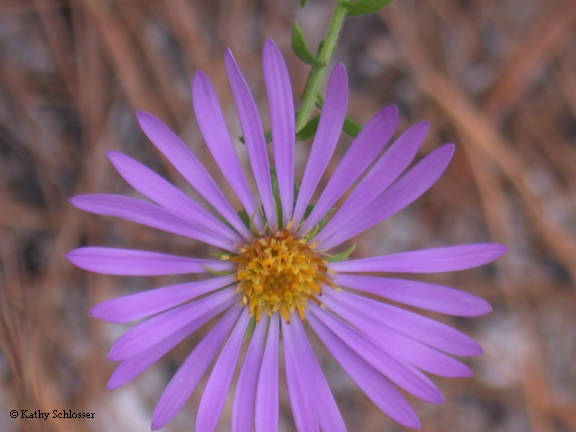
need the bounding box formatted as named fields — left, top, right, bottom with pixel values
left=196, top=309, right=250, bottom=432
left=193, top=72, right=262, bottom=229
left=289, top=317, right=347, bottom=432
left=108, top=289, right=237, bottom=361
left=91, top=275, right=235, bottom=323
left=331, top=243, right=508, bottom=274
left=334, top=274, right=492, bottom=316
left=292, top=64, right=349, bottom=223
left=232, top=316, right=268, bottom=432
left=70, top=194, right=234, bottom=250
left=263, top=40, right=295, bottom=225
left=315, top=122, right=429, bottom=243
left=310, top=305, right=444, bottom=403
left=255, top=314, right=280, bottom=432
left=67, top=247, right=233, bottom=276
left=323, top=294, right=473, bottom=378
left=282, top=318, right=320, bottom=432
left=226, top=50, right=277, bottom=228
left=299, top=106, right=399, bottom=234
left=151, top=306, right=242, bottom=430
left=136, top=111, right=252, bottom=239
left=107, top=302, right=233, bottom=389
left=107, top=151, right=240, bottom=243
left=319, top=143, right=455, bottom=250
left=308, top=313, right=421, bottom=429
left=327, top=289, right=482, bottom=356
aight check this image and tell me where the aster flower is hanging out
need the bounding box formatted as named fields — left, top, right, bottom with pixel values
left=68, top=40, right=507, bottom=431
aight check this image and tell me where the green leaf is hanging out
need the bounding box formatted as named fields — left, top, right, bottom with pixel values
left=213, top=250, right=233, bottom=260
left=202, top=266, right=235, bottom=276
left=292, top=23, right=322, bottom=66
left=239, top=130, right=272, bottom=145
left=326, top=244, right=357, bottom=262
left=238, top=209, right=250, bottom=227
left=343, top=116, right=362, bottom=137
left=296, top=115, right=320, bottom=141
left=270, top=167, right=283, bottom=228
left=301, top=0, right=309, bottom=7
left=244, top=316, right=257, bottom=341
left=342, top=0, right=395, bottom=16
left=305, top=208, right=334, bottom=240
left=316, top=94, right=362, bottom=138
left=238, top=209, right=258, bottom=233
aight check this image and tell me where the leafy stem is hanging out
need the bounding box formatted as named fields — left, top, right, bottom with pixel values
left=295, top=1, right=348, bottom=132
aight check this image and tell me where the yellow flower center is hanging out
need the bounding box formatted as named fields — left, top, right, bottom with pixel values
left=233, top=230, right=330, bottom=322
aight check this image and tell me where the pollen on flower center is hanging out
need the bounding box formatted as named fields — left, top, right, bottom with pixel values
left=232, top=230, right=330, bottom=323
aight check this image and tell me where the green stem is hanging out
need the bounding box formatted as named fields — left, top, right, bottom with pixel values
left=296, top=1, right=347, bottom=132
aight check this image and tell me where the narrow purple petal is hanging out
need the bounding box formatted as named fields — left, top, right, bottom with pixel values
left=91, top=275, right=235, bottom=323
left=315, top=122, right=429, bottom=243
left=226, top=50, right=277, bottom=228
left=193, top=72, right=262, bottom=229
left=334, top=274, right=492, bottom=316
left=300, top=106, right=399, bottom=234
left=107, top=151, right=240, bottom=243
left=108, top=289, right=237, bottom=361
left=196, top=309, right=251, bottom=432
left=67, top=247, right=233, bottom=276
left=327, top=289, right=482, bottom=356
left=310, top=305, right=444, bottom=403
left=308, top=313, right=421, bottom=429
left=282, top=318, right=320, bottom=432
left=136, top=111, right=252, bottom=239
left=323, top=294, right=473, bottom=378
left=263, top=40, right=295, bottom=225
left=289, top=317, right=347, bottom=432
left=319, top=143, right=455, bottom=250
left=331, top=243, right=508, bottom=274
left=107, top=303, right=233, bottom=389
left=151, top=306, right=242, bottom=430
left=232, top=316, right=268, bottom=432
left=292, top=64, right=349, bottom=223
left=255, top=314, right=280, bottom=432
left=70, top=194, right=234, bottom=250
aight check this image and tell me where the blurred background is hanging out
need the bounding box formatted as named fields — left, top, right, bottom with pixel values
left=1, top=0, right=575, bottom=431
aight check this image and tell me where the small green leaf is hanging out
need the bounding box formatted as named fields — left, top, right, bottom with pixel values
left=238, top=209, right=250, bottom=227
left=244, top=316, right=257, bottom=341
left=213, top=250, right=233, bottom=260
left=342, top=0, right=395, bottom=16
left=301, top=0, right=309, bottom=7
left=316, top=94, right=362, bottom=138
left=326, top=244, right=357, bottom=262
left=304, top=203, right=314, bottom=219
left=238, top=209, right=258, bottom=233
left=343, top=116, right=362, bottom=137
left=270, top=167, right=283, bottom=228
left=306, top=208, right=334, bottom=240
left=292, top=23, right=322, bottom=66
left=296, top=115, right=320, bottom=141
left=202, top=266, right=235, bottom=276
left=239, top=130, right=272, bottom=145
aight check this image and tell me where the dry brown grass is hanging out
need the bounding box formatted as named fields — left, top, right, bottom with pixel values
left=1, top=0, right=575, bottom=431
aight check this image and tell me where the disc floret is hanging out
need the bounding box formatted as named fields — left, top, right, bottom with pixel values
left=233, top=230, right=330, bottom=322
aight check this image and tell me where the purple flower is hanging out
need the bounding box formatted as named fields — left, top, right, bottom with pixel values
left=68, top=40, right=507, bottom=431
